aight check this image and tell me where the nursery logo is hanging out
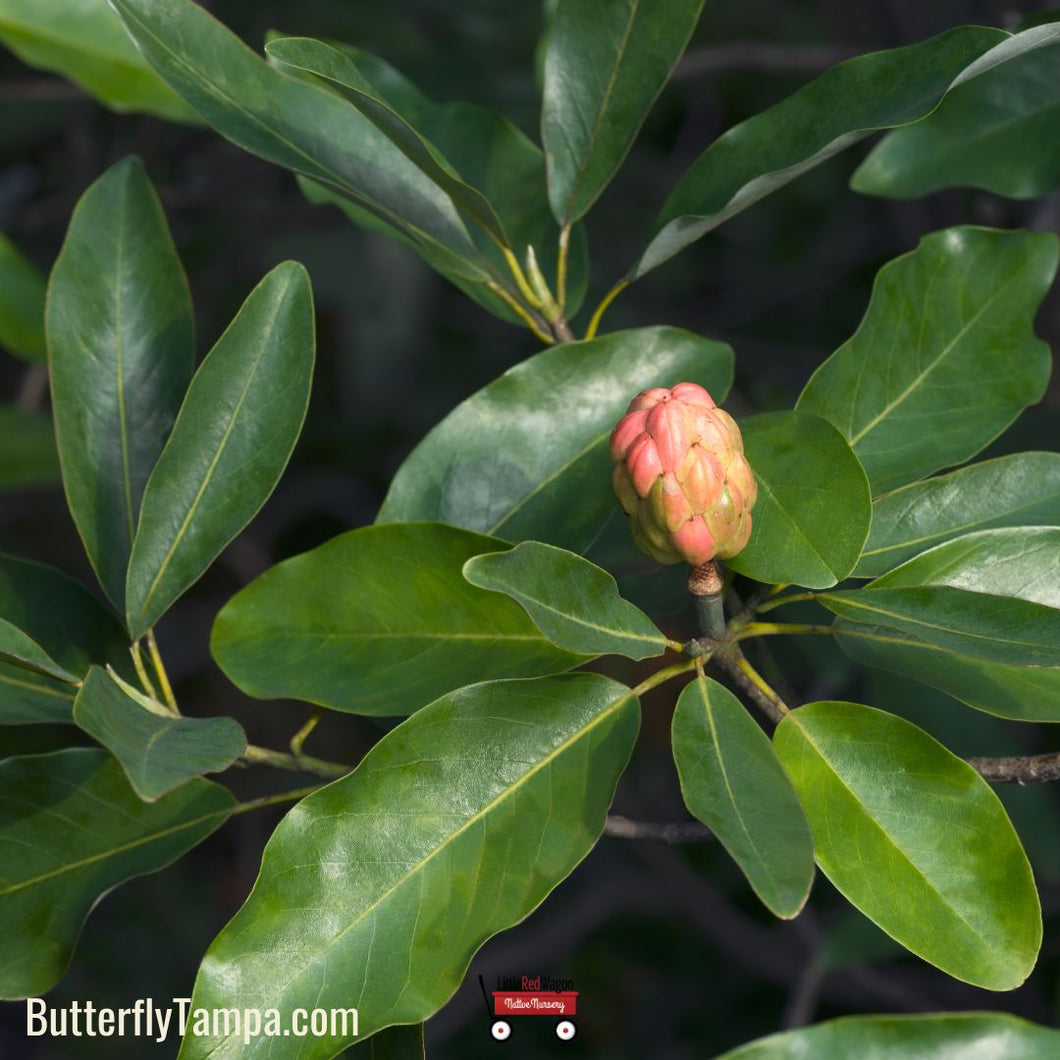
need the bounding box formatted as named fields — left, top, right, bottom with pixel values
left=478, top=973, right=579, bottom=1044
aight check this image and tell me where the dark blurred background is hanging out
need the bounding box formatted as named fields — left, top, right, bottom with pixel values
left=2, top=1, right=1060, bottom=1057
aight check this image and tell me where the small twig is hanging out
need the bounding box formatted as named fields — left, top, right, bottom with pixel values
left=290, top=709, right=323, bottom=757
left=485, top=281, right=554, bottom=345
left=556, top=224, right=571, bottom=311
left=755, top=591, right=820, bottom=615
left=630, top=659, right=697, bottom=698
left=733, top=622, right=834, bottom=641
left=967, top=752, right=1060, bottom=785
left=241, top=744, right=349, bottom=780
left=130, top=641, right=160, bottom=703
left=714, top=645, right=789, bottom=724
left=604, top=815, right=713, bottom=843
left=230, top=784, right=324, bottom=816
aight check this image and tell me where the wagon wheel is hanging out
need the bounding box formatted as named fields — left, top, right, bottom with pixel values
left=490, top=1018, right=512, bottom=1041
left=555, top=1018, right=577, bottom=1041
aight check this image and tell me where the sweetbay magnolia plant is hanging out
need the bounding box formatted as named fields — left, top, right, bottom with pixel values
left=2, top=0, right=1060, bottom=1056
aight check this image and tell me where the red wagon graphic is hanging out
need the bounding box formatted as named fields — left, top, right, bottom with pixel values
left=478, top=976, right=579, bottom=1042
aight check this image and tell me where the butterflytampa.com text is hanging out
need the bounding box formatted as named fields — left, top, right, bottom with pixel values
left=25, top=997, right=358, bottom=1045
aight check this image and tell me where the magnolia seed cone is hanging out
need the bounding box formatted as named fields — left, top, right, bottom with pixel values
left=609, top=382, right=757, bottom=566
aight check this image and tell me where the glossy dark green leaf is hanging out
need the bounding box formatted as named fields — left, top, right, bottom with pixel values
left=839, top=527, right=1060, bottom=721
left=0, top=748, right=235, bottom=999
left=798, top=227, right=1057, bottom=494
left=672, top=673, right=813, bottom=918
left=774, top=702, right=1040, bottom=990
left=291, top=45, right=588, bottom=324
left=835, top=619, right=1060, bottom=723
left=853, top=26, right=1060, bottom=200
left=0, top=409, right=59, bottom=491
left=212, top=523, right=586, bottom=717
left=0, top=619, right=77, bottom=683
left=725, top=411, right=871, bottom=589
left=266, top=37, right=509, bottom=247
left=0, top=555, right=130, bottom=725
left=176, top=673, right=638, bottom=1058
left=463, top=541, right=669, bottom=660
left=48, top=155, right=194, bottom=612
left=73, top=667, right=246, bottom=801
left=716, top=1013, right=1060, bottom=1059
left=856, top=453, right=1060, bottom=577
left=635, top=27, right=1005, bottom=278
left=0, top=0, right=196, bottom=121
left=125, top=261, right=314, bottom=638
left=110, top=0, right=488, bottom=284
left=542, top=0, right=705, bottom=225
left=378, top=327, right=732, bottom=554
left=821, top=585, right=1060, bottom=667
left=0, top=233, right=46, bottom=361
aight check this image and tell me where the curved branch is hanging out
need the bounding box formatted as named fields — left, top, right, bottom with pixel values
left=604, top=815, right=713, bottom=843
left=966, top=752, right=1060, bottom=785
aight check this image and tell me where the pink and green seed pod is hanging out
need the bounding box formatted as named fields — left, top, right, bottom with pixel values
left=609, top=382, right=757, bottom=566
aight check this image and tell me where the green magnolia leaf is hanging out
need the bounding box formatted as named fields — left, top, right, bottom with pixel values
left=0, top=748, right=235, bottom=999
left=716, top=1013, right=1060, bottom=1060
left=774, top=702, right=1040, bottom=990
left=820, top=585, right=1060, bottom=666
left=291, top=45, right=588, bottom=325
left=378, top=326, right=733, bottom=554
left=0, top=618, right=77, bottom=683
left=0, top=0, right=196, bottom=121
left=73, top=667, right=246, bottom=801
left=835, top=619, right=1060, bottom=723
left=856, top=453, right=1060, bottom=577
left=798, top=227, right=1058, bottom=495
left=0, top=555, right=131, bottom=725
left=0, top=233, right=46, bottom=361
left=110, top=0, right=489, bottom=284
left=672, top=673, right=814, bottom=918
left=0, top=409, right=59, bottom=491
left=542, top=0, right=705, bottom=225
left=125, top=261, right=314, bottom=638
left=852, top=26, right=1060, bottom=200
left=463, top=541, right=669, bottom=660
left=725, top=411, right=871, bottom=589
left=48, top=155, right=194, bottom=612
left=635, top=26, right=1006, bottom=278
left=838, top=527, right=1060, bottom=721
left=176, top=673, right=638, bottom=1059
left=212, top=523, right=586, bottom=716
left=266, top=37, right=509, bottom=248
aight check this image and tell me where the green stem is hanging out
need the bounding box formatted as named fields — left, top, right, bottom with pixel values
left=584, top=278, right=630, bottom=339
left=230, top=783, right=324, bottom=817
left=714, top=645, right=790, bottom=724
left=241, top=744, right=350, bottom=780
left=755, top=591, right=819, bottom=614
left=733, top=622, right=835, bottom=641
left=290, top=709, right=323, bottom=757
left=146, top=630, right=178, bottom=712
left=556, top=224, right=570, bottom=311
left=630, top=659, right=697, bottom=699
left=486, top=281, right=554, bottom=345
left=130, top=641, right=159, bottom=702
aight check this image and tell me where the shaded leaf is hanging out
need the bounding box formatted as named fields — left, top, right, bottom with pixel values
left=672, top=673, right=814, bottom=918
left=0, top=232, right=46, bottom=362
left=0, top=0, right=196, bottom=121
left=542, top=0, right=705, bottom=225
left=798, top=227, right=1057, bottom=494
left=464, top=540, right=669, bottom=660
left=378, top=327, right=733, bottom=554
left=212, top=523, right=586, bottom=717
left=48, top=155, right=194, bottom=611
left=111, top=0, right=489, bottom=283
left=0, top=748, right=235, bottom=998
left=176, top=673, right=638, bottom=1058
left=716, top=1013, right=1060, bottom=1060
left=0, top=618, right=77, bottom=683
left=0, top=408, right=59, bottom=491
left=725, top=411, right=871, bottom=589
left=0, top=555, right=130, bottom=725
left=774, top=701, right=1040, bottom=990
left=635, top=27, right=1006, bottom=278
left=856, top=453, right=1060, bottom=578
left=125, top=261, right=314, bottom=638
left=853, top=26, right=1060, bottom=200
left=73, top=666, right=246, bottom=801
